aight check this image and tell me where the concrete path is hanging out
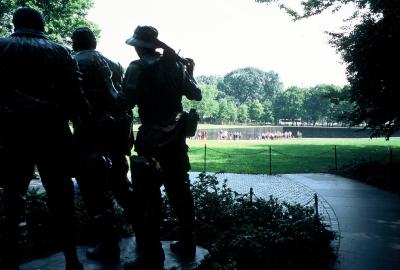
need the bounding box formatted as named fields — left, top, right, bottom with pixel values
left=190, top=172, right=400, bottom=270
left=283, top=173, right=400, bottom=270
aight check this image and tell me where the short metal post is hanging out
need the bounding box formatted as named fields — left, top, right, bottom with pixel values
left=269, top=145, right=272, bottom=175
left=204, top=144, right=207, bottom=173
left=314, top=193, right=319, bottom=217
left=334, top=145, right=338, bottom=171
left=250, top=187, right=253, bottom=203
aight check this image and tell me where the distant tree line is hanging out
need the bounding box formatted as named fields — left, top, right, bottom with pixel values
left=256, top=0, right=400, bottom=137
left=143, top=66, right=353, bottom=126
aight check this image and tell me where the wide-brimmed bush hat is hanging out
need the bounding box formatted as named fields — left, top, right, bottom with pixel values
left=126, top=25, right=163, bottom=49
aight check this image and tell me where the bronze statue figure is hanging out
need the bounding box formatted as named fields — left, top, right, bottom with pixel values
left=71, top=27, right=134, bottom=263
left=0, top=7, right=90, bottom=270
left=114, top=25, right=202, bottom=270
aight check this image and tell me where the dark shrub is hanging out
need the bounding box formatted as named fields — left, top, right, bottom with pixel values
left=340, top=160, right=400, bottom=193
left=161, top=173, right=336, bottom=270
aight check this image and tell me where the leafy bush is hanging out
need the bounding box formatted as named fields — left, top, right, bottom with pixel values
left=340, top=160, right=400, bottom=194
left=0, top=188, right=58, bottom=262
left=21, top=188, right=57, bottom=260
left=161, top=173, right=336, bottom=270
left=0, top=188, right=131, bottom=263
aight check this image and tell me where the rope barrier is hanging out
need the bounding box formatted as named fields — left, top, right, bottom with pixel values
left=313, top=149, right=336, bottom=158
left=207, top=147, right=269, bottom=156
left=190, top=146, right=395, bottom=159
left=272, top=149, right=303, bottom=158
left=301, top=197, right=314, bottom=207
left=189, top=144, right=396, bottom=175
left=188, top=147, right=203, bottom=153
left=272, top=149, right=333, bottom=159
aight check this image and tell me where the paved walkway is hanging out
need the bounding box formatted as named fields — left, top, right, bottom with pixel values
left=23, top=173, right=400, bottom=269
left=283, top=173, right=400, bottom=270
left=190, top=172, right=400, bottom=270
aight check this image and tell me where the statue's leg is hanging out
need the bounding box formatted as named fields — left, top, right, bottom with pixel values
left=108, top=154, right=134, bottom=220
left=37, top=153, right=82, bottom=270
left=0, top=152, right=33, bottom=270
left=75, top=151, right=120, bottom=262
left=126, top=156, right=164, bottom=270
left=160, top=149, right=196, bottom=258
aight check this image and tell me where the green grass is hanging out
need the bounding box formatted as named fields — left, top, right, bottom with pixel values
left=187, top=138, right=400, bottom=174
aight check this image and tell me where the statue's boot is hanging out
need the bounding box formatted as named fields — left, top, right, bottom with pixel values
left=170, top=239, right=196, bottom=260
left=63, top=247, right=83, bottom=270
left=85, top=212, right=120, bottom=263
left=86, top=241, right=120, bottom=263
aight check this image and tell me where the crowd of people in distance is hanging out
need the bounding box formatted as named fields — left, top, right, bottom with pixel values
left=189, top=129, right=304, bottom=140
left=196, top=130, right=208, bottom=140
left=257, top=130, right=303, bottom=140
left=190, top=130, right=243, bottom=140
left=217, top=130, right=242, bottom=140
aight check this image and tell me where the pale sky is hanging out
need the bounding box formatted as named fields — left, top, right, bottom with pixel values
left=87, top=0, right=354, bottom=88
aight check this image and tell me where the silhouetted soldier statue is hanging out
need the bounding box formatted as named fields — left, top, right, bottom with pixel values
left=0, top=7, right=90, bottom=270
left=71, top=27, right=134, bottom=263
left=113, top=25, right=202, bottom=270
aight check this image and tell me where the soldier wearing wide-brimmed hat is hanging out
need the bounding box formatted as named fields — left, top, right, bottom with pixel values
left=116, top=25, right=202, bottom=270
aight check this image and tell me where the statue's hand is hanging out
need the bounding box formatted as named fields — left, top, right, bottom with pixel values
left=185, top=58, right=195, bottom=76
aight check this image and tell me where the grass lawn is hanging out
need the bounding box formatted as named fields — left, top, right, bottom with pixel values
left=186, top=138, right=400, bottom=174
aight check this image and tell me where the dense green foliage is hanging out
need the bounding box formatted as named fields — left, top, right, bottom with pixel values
left=184, top=70, right=352, bottom=126
left=217, top=68, right=282, bottom=105
left=0, top=190, right=130, bottom=264
left=273, top=86, right=305, bottom=125
left=256, top=0, right=400, bottom=138
left=0, top=0, right=99, bottom=45
left=163, top=173, right=336, bottom=270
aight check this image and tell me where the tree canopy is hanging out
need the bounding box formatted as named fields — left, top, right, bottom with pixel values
left=218, top=67, right=283, bottom=105
left=256, top=0, right=400, bottom=138
left=181, top=66, right=348, bottom=125
left=273, top=86, right=305, bottom=124
left=0, top=0, right=99, bottom=45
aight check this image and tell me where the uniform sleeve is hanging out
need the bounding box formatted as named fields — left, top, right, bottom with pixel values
left=182, top=70, right=202, bottom=101
left=64, top=54, right=91, bottom=117
left=106, top=58, right=124, bottom=92
left=117, top=62, right=143, bottom=110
